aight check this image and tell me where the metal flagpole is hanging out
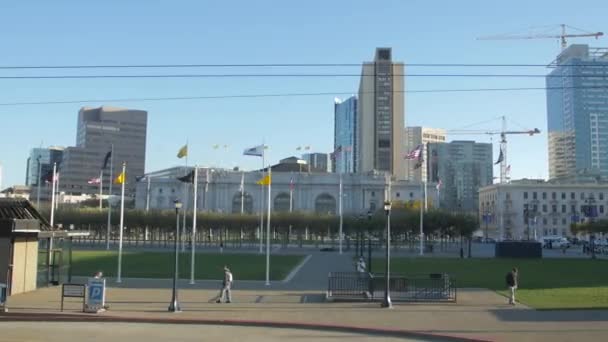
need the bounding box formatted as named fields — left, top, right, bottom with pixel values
left=190, top=166, right=198, bottom=284
left=339, top=172, right=343, bottom=254
left=182, top=144, right=188, bottom=253
left=259, top=146, right=265, bottom=254
left=36, top=156, right=42, bottom=208
left=106, top=144, right=114, bottom=250
left=99, top=170, right=103, bottom=210
left=420, top=180, right=425, bottom=256
left=240, top=172, right=245, bottom=214
left=146, top=176, right=151, bottom=212
left=55, top=171, right=60, bottom=210
left=265, top=166, right=272, bottom=286
left=50, top=163, right=57, bottom=227
left=117, top=162, right=126, bottom=283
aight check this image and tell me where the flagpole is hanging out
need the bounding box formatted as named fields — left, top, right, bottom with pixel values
left=55, top=171, right=60, bottom=210
left=50, top=162, right=57, bottom=227
left=117, top=162, right=126, bottom=283
left=240, top=172, right=245, bottom=215
left=99, top=170, right=103, bottom=210
left=419, top=180, right=425, bottom=256
left=338, top=171, right=343, bottom=255
left=146, top=176, right=151, bottom=212
left=259, top=145, right=265, bottom=254
left=190, top=166, right=198, bottom=285
left=265, top=166, right=271, bottom=286
left=182, top=142, right=188, bottom=253
left=106, top=144, right=114, bottom=251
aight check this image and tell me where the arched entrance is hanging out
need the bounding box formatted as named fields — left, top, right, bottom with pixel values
left=274, top=192, right=292, bottom=212
left=315, top=193, right=336, bottom=215
left=232, top=192, right=253, bottom=214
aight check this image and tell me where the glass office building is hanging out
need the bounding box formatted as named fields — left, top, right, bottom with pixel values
left=547, top=44, right=608, bottom=179
left=334, top=96, right=357, bottom=173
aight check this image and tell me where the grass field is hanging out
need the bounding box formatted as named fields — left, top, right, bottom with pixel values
left=71, top=250, right=304, bottom=281
left=371, top=258, right=608, bottom=310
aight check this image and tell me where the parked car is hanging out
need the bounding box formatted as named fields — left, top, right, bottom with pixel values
left=541, top=236, right=570, bottom=249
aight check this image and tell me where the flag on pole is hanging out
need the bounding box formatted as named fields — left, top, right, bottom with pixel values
left=243, top=145, right=265, bottom=157
left=256, top=174, right=271, bottom=186
left=102, top=151, right=112, bottom=169
left=177, top=144, right=188, bottom=158
left=135, top=175, right=146, bottom=182
left=506, top=164, right=511, bottom=173
left=405, top=145, right=423, bottom=160
left=88, top=177, right=101, bottom=185
left=495, top=149, right=504, bottom=165
left=177, top=170, right=195, bottom=183
left=114, top=171, right=126, bottom=184
left=239, top=173, right=245, bottom=193
left=289, top=177, right=295, bottom=191
left=296, top=146, right=302, bottom=151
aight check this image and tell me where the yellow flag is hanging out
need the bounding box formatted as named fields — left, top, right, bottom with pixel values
left=177, top=144, right=188, bottom=158
left=114, top=172, right=126, bottom=185
left=256, top=174, right=271, bottom=186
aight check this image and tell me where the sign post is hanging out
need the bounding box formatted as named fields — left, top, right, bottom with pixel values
left=86, top=278, right=106, bottom=313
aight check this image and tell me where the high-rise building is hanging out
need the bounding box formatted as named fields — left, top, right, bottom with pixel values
left=356, top=48, right=405, bottom=178
left=547, top=44, right=608, bottom=179
left=302, top=153, right=329, bottom=172
left=428, top=141, right=493, bottom=211
left=60, top=106, right=148, bottom=196
left=25, top=147, right=64, bottom=186
left=334, top=96, right=358, bottom=173
left=404, top=127, right=446, bottom=182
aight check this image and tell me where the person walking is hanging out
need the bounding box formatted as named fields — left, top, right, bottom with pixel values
left=505, top=267, right=518, bottom=305
left=216, top=266, right=233, bottom=303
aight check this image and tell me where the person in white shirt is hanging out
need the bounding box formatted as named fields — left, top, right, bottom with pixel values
left=357, top=257, right=367, bottom=273
left=217, top=266, right=233, bottom=303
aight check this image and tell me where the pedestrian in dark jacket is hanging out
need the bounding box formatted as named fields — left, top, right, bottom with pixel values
left=505, top=267, right=518, bottom=305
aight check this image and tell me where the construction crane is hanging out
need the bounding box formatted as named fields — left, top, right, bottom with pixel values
left=478, top=24, right=603, bottom=50
left=447, top=116, right=541, bottom=184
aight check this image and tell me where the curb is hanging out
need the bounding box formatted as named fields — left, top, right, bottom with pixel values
left=0, top=311, right=492, bottom=342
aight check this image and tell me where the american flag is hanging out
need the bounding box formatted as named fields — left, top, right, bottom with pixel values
left=405, top=145, right=422, bottom=160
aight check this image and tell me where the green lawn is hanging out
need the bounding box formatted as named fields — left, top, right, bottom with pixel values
left=371, top=258, right=608, bottom=310
left=71, top=250, right=303, bottom=281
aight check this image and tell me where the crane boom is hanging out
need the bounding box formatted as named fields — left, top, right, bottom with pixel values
left=478, top=24, right=604, bottom=50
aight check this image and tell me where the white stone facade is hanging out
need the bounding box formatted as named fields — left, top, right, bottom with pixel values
left=136, top=167, right=438, bottom=215
left=479, top=180, right=608, bottom=240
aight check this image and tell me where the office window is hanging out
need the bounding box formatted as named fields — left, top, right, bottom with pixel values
left=571, top=192, right=575, bottom=200
left=561, top=192, right=566, bottom=200
left=552, top=192, right=556, bottom=200
left=580, top=192, right=585, bottom=200
left=524, top=192, right=528, bottom=199
left=542, top=204, right=547, bottom=212
left=601, top=193, right=605, bottom=201
left=533, top=192, right=537, bottom=200
left=553, top=218, right=558, bottom=225
left=371, top=191, right=375, bottom=197
left=543, top=218, right=547, bottom=225
left=409, top=192, right=413, bottom=198
left=396, top=192, right=400, bottom=198
left=562, top=205, right=566, bottom=213
left=552, top=205, right=557, bottom=213
left=542, top=192, right=547, bottom=200
left=601, top=205, right=605, bottom=214
left=562, top=218, right=567, bottom=225
left=571, top=205, right=576, bottom=213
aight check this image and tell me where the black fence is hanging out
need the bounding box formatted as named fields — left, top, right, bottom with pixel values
left=327, top=272, right=456, bottom=303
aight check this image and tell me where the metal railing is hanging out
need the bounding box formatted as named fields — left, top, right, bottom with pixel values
left=327, top=272, right=456, bottom=303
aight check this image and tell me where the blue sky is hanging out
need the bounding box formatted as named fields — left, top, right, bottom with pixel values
left=1, top=0, right=607, bottom=187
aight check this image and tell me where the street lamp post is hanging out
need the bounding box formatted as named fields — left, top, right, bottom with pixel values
left=168, top=200, right=182, bottom=312
left=381, top=201, right=392, bottom=308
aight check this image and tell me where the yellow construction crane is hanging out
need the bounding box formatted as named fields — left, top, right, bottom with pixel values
left=447, top=116, right=541, bottom=184
left=478, top=24, right=603, bottom=50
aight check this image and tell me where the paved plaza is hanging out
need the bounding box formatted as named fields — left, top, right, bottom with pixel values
left=2, top=250, right=608, bottom=341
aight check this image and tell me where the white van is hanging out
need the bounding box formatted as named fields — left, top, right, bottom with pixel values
left=541, top=236, right=570, bottom=249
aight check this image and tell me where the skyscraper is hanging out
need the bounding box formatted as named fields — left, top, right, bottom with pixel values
left=334, top=96, right=357, bottom=173
left=428, top=141, right=493, bottom=211
left=25, top=146, right=64, bottom=186
left=60, top=106, right=148, bottom=196
left=404, top=127, right=446, bottom=182
left=302, top=153, right=329, bottom=172
left=356, top=48, right=405, bottom=178
left=547, top=44, right=608, bottom=179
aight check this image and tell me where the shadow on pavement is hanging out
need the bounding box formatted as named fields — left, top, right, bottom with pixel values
left=491, top=309, right=608, bottom=322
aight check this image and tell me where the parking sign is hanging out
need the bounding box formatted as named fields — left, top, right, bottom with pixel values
left=86, top=278, right=106, bottom=313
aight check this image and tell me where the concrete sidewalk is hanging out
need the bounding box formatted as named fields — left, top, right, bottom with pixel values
left=3, top=286, right=608, bottom=342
